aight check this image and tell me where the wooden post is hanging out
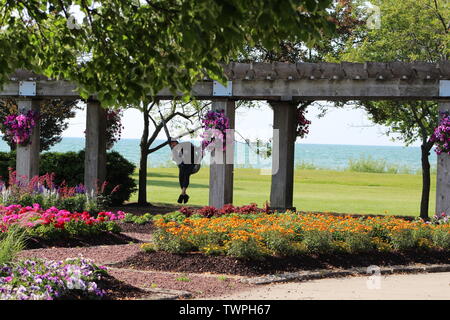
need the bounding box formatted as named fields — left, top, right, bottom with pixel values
left=16, top=99, right=41, bottom=183
left=269, top=101, right=297, bottom=211
left=436, top=100, right=450, bottom=215
left=209, top=99, right=235, bottom=208
left=84, top=100, right=107, bottom=195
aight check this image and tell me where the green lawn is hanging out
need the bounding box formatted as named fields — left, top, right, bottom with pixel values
left=129, top=168, right=436, bottom=217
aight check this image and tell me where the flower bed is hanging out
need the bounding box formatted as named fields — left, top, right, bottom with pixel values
left=0, top=258, right=106, bottom=300
left=151, top=211, right=450, bottom=259
left=0, top=204, right=125, bottom=243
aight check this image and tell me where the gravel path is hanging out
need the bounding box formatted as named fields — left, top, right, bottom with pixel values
left=18, top=242, right=254, bottom=299
left=18, top=243, right=143, bottom=265
left=209, top=272, right=450, bottom=300
left=108, top=268, right=255, bottom=299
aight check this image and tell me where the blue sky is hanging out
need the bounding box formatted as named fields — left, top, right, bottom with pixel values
left=63, top=102, right=415, bottom=147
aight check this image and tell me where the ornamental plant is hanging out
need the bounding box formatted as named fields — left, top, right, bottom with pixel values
left=152, top=208, right=450, bottom=259
left=430, top=112, right=450, bottom=155
left=296, top=107, right=311, bottom=138
left=2, top=111, right=39, bottom=146
left=0, top=204, right=125, bottom=240
left=0, top=258, right=107, bottom=300
left=105, top=109, right=124, bottom=150
left=0, top=170, right=121, bottom=212
left=200, top=110, right=230, bottom=152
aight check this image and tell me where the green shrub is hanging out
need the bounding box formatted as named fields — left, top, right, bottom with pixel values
left=153, top=211, right=187, bottom=224
left=302, top=230, right=334, bottom=253
left=344, top=232, right=375, bottom=253
left=140, top=242, right=157, bottom=253
left=390, top=229, right=416, bottom=250
left=412, top=227, right=433, bottom=242
left=263, top=231, right=298, bottom=256
left=432, top=229, right=450, bottom=249
left=0, top=150, right=137, bottom=205
left=226, top=238, right=267, bottom=260
left=368, top=224, right=390, bottom=240
left=123, top=213, right=153, bottom=224
left=0, top=151, right=15, bottom=181
left=348, top=156, right=387, bottom=173
left=153, top=229, right=194, bottom=254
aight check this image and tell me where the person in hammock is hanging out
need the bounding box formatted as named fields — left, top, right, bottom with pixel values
left=169, top=139, right=198, bottom=204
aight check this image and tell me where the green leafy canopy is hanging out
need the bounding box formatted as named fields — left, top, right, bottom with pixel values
left=0, top=0, right=335, bottom=107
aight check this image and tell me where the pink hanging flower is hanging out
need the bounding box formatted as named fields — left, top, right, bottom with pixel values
left=2, top=111, right=39, bottom=146
left=201, top=110, right=230, bottom=152
left=430, top=112, right=450, bottom=155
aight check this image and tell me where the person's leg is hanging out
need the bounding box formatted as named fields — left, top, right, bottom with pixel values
left=178, top=166, right=186, bottom=203
left=182, top=166, right=194, bottom=204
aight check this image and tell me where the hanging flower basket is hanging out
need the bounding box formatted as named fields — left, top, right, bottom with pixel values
left=296, top=106, right=311, bottom=138
left=2, top=111, right=39, bottom=146
left=430, top=112, right=450, bottom=155
left=200, top=110, right=230, bottom=152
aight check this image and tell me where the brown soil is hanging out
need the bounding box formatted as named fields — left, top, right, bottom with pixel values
left=112, top=250, right=450, bottom=277
left=19, top=243, right=143, bottom=265
left=119, top=222, right=155, bottom=234
left=107, top=268, right=254, bottom=299
left=111, top=203, right=201, bottom=216
left=25, top=232, right=139, bottom=249
left=98, top=274, right=152, bottom=300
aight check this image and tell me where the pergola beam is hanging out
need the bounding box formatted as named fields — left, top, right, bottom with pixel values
left=0, top=79, right=444, bottom=101
left=1, top=62, right=449, bottom=100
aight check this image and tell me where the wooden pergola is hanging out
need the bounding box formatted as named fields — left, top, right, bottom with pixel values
left=2, top=61, right=450, bottom=213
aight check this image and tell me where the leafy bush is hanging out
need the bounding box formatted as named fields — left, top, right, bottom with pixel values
left=390, top=229, right=416, bottom=250
left=302, top=230, right=334, bottom=253
left=140, top=242, right=156, bottom=253
left=123, top=213, right=153, bottom=224
left=152, top=211, right=187, bottom=224
left=347, top=156, right=413, bottom=174
left=153, top=229, right=194, bottom=254
left=262, top=231, right=298, bottom=256
left=226, top=238, right=266, bottom=260
left=344, top=232, right=375, bottom=253
left=151, top=208, right=450, bottom=260
left=432, top=228, right=450, bottom=249
left=0, top=151, right=137, bottom=205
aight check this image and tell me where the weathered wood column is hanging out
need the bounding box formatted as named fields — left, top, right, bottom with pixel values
left=269, top=101, right=297, bottom=211
left=84, top=100, right=107, bottom=195
left=209, top=99, right=235, bottom=208
left=16, top=99, right=41, bottom=182
left=436, top=100, right=450, bottom=215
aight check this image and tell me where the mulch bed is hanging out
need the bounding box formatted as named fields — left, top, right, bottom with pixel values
left=112, top=250, right=450, bottom=277
left=119, top=222, right=155, bottom=234
left=111, top=203, right=201, bottom=216
left=98, top=274, right=152, bottom=300
left=25, top=232, right=140, bottom=249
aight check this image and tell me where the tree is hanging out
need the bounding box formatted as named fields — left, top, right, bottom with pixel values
left=0, top=99, right=80, bottom=152
left=135, top=100, right=209, bottom=205
left=0, top=0, right=335, bottom=107
left=236, top=0, right=364, bottom=146
left=334, top=0, right=449, bottom=218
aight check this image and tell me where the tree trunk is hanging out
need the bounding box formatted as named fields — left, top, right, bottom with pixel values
left=420, top=143, right=432, bottom=219
left=138, top=149, right=149, bottom=205
left=138, top=107, right=150, bottom=205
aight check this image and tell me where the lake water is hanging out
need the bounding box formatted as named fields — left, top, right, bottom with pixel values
left=0, top=137, right=437, bottom=172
